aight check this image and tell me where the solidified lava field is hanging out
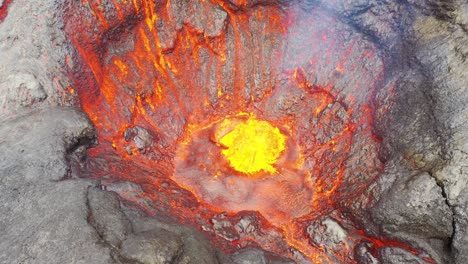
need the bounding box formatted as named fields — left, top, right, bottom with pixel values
left=63, top=0, right=429, bottom=262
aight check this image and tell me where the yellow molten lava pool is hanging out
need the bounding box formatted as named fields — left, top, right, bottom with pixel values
left=173, top=112, right=311, bottom=226
left=218, top=116, right=287, bottom=175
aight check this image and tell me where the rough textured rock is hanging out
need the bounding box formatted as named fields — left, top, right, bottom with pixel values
left=407, top=0, right=463, bottom=19
left=0, top=108, right=112, bottom=264
left=123, top=126, right=157, bottom=155
left=0, top=0, right=77, bottom=117
left=354, top=242, right=380, bottom=264
left=366, top=2, right=468, bottom=263
left=375, top=69, right=444, bottom=171
left=307, top=217, right=348, bottom=250
left=0, top=72, right=47, bottom=114
left=232, top=248, right=268, bottom=264
left=0, top=180, right=113, bottom=264
left=87, top=187, right=132, bottom=248
left=372, top=172, right=453, bottom=239
left=408, top=7, right=468, bottom=264
left=0, top=106, right=232, bottom=264
left=120, top=232, right=184, bottom=264
left=378, top=247, right=425, bottom=264
left=452, top=192, right=468, bottom=264
left=170, top=0, right=227, bottom=38
left=104, top=180, right=155, bottom=210
left=129, top=217, right=223, bottom=264
left=87, top=182, right=235, bottom=264
left=317, top=0, right=410, bottom=48
left=0, top=107, right=95, bottom=184
left=231, top=248, right=295, bottom=264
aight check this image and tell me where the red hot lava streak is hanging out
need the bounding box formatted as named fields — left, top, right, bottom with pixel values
left=63, top=0, right=432, bottom=263
left=0, top=0, right=13, bottom=22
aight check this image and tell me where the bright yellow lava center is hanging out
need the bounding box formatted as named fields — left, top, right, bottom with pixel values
left=219, top=116, right=287, bottom=175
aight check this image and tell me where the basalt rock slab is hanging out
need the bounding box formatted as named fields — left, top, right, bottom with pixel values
left=0, top=0, right=78, bottom=113
left=372, top=172, right=453, bottom=239
left=409, top=9, right=468, bottom=264
left=87, top=186, right=132, bottom=248
left=378, top=247, right=426, bottom=264
left=120, top=232, right=184, bottom=264
left=0, top=108, right=111, bottom=264
left=0, top=107, right=95, bottom=184
left=231, top=248, right=295, bottom=264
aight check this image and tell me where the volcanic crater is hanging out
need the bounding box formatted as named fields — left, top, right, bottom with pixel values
left=1, top=0, right=468, bottom=263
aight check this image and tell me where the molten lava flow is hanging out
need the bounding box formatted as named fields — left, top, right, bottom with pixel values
left=63, top=0, right=432, bottom=263
left=217, top=114, right=286, bottom=175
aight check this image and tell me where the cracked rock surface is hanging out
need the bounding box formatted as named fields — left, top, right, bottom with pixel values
left=372, top=172, right=453, bottom=239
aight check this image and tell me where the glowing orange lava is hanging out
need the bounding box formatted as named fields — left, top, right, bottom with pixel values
left=62, top=0, right=432, bottom=263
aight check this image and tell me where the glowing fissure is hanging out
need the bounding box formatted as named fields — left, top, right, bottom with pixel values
left=63, top=0, right=433, bottom=263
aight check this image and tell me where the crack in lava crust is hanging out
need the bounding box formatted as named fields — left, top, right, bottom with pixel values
left=62, top=0, right=418, bottom=262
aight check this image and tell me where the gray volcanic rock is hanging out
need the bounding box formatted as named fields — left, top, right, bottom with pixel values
left=231, top=248, right=295, bottom=264
left=232, top=248, right=269, bottom=264
left=0, top=108, right=112, bottom=264
left=170, top=0, right=227, bottom=38
left=372, top=172, right=453, bottom=239
left=307, top=217, right=348, bottom=250
left=0, top=180, right=113, bottom=264
left=354, top=242, right=380, bottom=264
left=87, top=184, right=229, bottom=264
left=120, top=232, right=184, bottom=264
left=452, top=192, right=468, bottom=264
left=0, top=107, right=95, bottom=184
left=0, top=0, right=78, bottom=117
left=317, top=0, right=410, bottom=47
left=378, top=247, right=426, bottom=264
left=0, top=1, right=117, bottom=261
left=129, top=217, right=223, bottom=264
left=88, top=187, right=132, bottom=248
left=0, top=72, right=47, bottom=113
left=0, top=107, right=229, bottom=264
left=408, top=9, right=468, bottom=264
left=367, top=2, right=468, bottom=264
left=407, top=0, right=463, bottom=19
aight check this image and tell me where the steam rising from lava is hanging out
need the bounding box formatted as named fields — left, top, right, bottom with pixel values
left=174, top=111, right=309, bottom=225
